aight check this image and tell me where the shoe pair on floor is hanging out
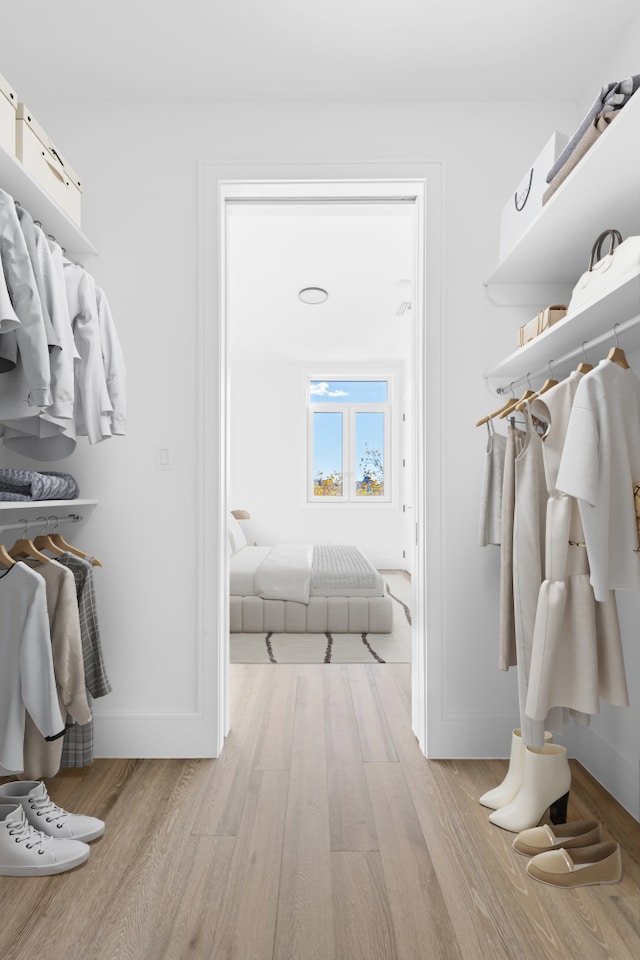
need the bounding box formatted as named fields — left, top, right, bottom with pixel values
left=480, top=730, right=572, bottom=834
left=513, top=820, right=622, bottom=888
left=0, top=780, right=104, bottom=876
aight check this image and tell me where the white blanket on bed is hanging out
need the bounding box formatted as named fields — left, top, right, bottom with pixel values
left=254, top=543, right=313, bottom=604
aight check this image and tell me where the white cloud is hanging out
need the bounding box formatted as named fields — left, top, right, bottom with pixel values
left=310, top=381, right=349, bottom=397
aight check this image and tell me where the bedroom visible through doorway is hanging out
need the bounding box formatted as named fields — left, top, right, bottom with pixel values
left=223, top=182, right=422, bottom=669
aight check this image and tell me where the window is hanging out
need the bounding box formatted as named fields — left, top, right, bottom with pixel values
left=308, top=379, right=390, bottom=502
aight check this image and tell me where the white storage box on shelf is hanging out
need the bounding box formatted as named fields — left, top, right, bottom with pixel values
left=499, top=131, right=568, bottom=262
left=15, top=103, right=82, bottom=225
left=0, top=71, right=17, bottom=155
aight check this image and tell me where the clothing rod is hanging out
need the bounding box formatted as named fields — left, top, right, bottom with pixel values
left=495, top=313, right=640, bottom=395
left=0, top=513, right=83, bottom=535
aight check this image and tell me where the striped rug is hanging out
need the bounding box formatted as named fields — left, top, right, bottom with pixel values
left=229, top=573, right=411, bottom=664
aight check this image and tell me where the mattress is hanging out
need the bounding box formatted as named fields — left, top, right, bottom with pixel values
left=229, top=544, right=385, bottom=599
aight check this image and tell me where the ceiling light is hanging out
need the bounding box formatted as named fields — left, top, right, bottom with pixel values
left=299, top=286, right=329, bottom=304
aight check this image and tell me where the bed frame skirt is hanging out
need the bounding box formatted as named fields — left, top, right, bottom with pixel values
left=230, top=595, right=393, bottom=633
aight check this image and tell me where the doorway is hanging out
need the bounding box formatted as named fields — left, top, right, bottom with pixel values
left=198, top=162, right=443, bottom=759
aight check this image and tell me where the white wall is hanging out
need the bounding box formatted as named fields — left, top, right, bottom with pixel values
left=7, top=94, right=639, bottom=816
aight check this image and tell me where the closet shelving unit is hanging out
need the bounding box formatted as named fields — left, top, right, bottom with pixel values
left=0, top=141, right=96, bottom=256
left=484, top=88, right=640, bottom=393
left=1, top=143, right=98, bottom=523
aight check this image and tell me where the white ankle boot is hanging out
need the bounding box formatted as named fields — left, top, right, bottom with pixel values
left=0, top=781, right=105, bottom=842
left=488, top=743, right=571, bottom=833
left=0, top=803, right=90, bottom=876
left=479, top=729, right=553, bottom=810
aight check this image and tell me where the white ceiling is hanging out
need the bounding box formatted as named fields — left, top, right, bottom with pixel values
left=1, top=0, right=638, bottom=104
left=228, top=205, right=415, bottom=364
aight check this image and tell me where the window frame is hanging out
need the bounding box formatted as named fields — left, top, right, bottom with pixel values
left=306, top=373, right=395, bottom=505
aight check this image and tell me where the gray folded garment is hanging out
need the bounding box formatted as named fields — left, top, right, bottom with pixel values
left=543, top=110, right=618, bottom=204
left=546, top=74, right=640, bottom=184
left=0, top=467, right=80, bottom=500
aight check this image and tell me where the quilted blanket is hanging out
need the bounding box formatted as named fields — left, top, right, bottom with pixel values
left=0, top=468, right=79, bottom=501
left=312, top=544, right=379, bottom=589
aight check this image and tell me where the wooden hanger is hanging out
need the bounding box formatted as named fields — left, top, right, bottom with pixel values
left=576, top=341, right=593, bottom=374
left=608, top=324, right=630, bottom=369
left=45, top=519, right=103, bottom=567
left=0, top=536, right=16, bottom=568
left=476, top=391, right=517, bottom=427
left=499, top=379, right=536, bottom=419
left=9, top=520, right=50, bottom=564
left=33, top=532, right=66, bottom=556
left=515, top=378, right=558, bottom=411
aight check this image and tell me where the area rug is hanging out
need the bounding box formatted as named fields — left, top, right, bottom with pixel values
left=230, top=573, right=411, bottom=664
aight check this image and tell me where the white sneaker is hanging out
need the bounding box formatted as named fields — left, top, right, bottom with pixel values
left=0, top=781, right=105, bottom=842
left=0, top=803, right=90, bottom=876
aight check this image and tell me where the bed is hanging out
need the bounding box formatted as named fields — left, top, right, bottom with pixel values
left=228, top=515, right=393, bottom=634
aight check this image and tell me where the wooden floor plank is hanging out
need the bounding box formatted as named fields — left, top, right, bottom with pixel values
left=189, top=665, right=271, bottom=836
left=347, top=663, right=398, bottom=762
left=331, top=851, right=398, bottom=960
left=251, top=663, right=297, bottom=772
left=365, top=761, right=465, bottom=960
left=324, top=667, right=378, bottom=851
left=273, top=672, right=336, bottom=960
left=207, top=768, right=289, bottom=960
left=157, top=836, right=236, bottom=960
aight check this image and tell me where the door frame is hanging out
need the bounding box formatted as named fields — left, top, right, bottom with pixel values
left=198, top=161, right=443, bottom=756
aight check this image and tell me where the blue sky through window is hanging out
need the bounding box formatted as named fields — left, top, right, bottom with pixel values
left=311, top=381, right=386, bottom=483
left=310, top=380, right=388, bottom=403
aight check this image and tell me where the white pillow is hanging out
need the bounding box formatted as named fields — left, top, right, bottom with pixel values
left=228, top=513, right=247, bottom=555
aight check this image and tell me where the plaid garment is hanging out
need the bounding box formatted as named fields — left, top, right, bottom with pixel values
left=55, top=553, right=112, bottom=768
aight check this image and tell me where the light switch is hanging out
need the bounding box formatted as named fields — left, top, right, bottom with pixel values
left=156, top=446, right=172, bottom=470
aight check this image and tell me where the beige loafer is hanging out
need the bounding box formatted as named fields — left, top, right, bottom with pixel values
left=513, top=819, right=602, bottom=857
left=526, top=841, right=622, bottom=888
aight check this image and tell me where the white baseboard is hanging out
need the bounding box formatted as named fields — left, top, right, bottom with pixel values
left=93, top=712, right=220, bottom=759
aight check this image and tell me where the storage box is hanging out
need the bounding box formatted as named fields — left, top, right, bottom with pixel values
left=518, top=304, right=567, bottom=348
left=15, top=103, right=82, bottom=225
left=0, top=71, right=17, bottom=155
left=499, top=131, right=569, bottom=262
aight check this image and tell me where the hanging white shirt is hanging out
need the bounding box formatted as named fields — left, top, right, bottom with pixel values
left=96, top=285, right=126, bottom=435
left=64, top=261, right=113, bottom=444
left=556, top=358, right=640, bottom=601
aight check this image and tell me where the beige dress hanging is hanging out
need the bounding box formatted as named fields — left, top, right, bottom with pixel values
left=498, top=422, right=525, bottom=671
left=478, top=419, right=507, bottom=546
left=511, top=410, right=548, bottom=748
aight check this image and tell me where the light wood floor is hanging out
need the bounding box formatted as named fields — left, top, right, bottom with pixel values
left=1, top=663, right=639, bottom=960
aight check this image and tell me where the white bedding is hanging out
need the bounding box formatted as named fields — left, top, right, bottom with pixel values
left=230, top=544, right=385, bottom=602
left=254, top=543, right=313, bottom=604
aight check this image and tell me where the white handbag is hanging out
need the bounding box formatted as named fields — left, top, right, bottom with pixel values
left=568, top=229, right=640, bottom=314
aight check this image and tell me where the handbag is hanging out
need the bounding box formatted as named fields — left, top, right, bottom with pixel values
left=568, top=229, right=640, bottom=314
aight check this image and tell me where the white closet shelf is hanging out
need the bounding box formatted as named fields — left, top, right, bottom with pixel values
left=0, top=499, right=98, bottom=515
left=485, top=87, right=640, bottom=301
left=485, top=267, right=640, bottom=391
left=0, top=143, right=97, bottom=257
